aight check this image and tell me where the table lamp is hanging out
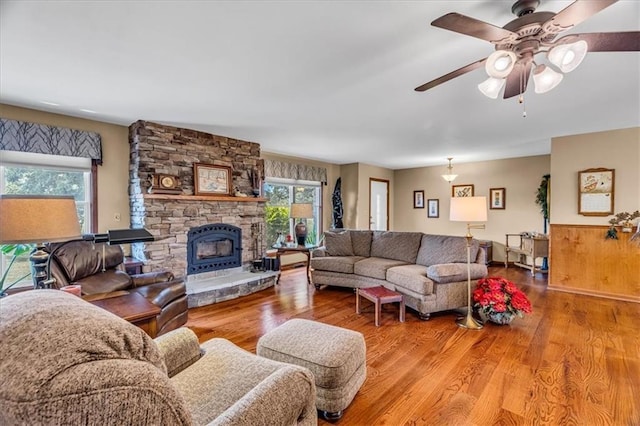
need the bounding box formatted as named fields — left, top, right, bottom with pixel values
left=449, top=196, right=487, bottom=330
left=0, top=195, right=82, bottom=289
left=290, top=203, right=314, bottom=246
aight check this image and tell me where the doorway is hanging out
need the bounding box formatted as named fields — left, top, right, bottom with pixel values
left=369, top=178, right=389, bottom=231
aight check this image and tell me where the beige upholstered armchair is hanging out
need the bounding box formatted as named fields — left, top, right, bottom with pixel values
left=0, top=290, right=317, bottom=425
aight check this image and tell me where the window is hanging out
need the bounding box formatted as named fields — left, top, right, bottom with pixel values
left=0, top=151, right=94, bottom=286
left=264, top=178, right=322, bottom=247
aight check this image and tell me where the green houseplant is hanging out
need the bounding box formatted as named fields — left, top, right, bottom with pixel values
left=0, top=244, right=33, bottom=297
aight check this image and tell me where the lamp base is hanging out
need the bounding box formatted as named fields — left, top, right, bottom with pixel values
left=456, top=312, right=484, bottom=330
left=29, top=244, right=50, bottom=289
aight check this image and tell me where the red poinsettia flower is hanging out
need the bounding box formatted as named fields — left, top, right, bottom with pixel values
left=472, top=276, right=532, bottom=321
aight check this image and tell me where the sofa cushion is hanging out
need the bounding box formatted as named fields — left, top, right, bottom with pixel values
left=426, top=263, right=488, bottom=283
left=354, top=257, right=408, bottom=280
left=77, top=270, right=133, bottom=295
left=416, top=234, right=480, bottom=267
left=350, top=230, right=373, bottom=257
left=386, top=264, right=433, bottom=295
left=310, top=256, right=364, bottom=274
left=370, top=231, right=423, bottom=263
left=325, top=231, right=354, bottom=256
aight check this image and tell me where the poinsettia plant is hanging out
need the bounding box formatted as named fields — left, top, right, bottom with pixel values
left=473, top=277, right=532, bottom=324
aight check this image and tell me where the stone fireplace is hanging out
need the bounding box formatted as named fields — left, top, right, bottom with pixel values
left=128, top=121, right=276, bottom=306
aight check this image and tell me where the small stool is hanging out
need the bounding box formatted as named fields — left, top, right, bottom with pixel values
left=257, top=318, right=366, bottom=420
left=356, top=286, right=405, bottom=326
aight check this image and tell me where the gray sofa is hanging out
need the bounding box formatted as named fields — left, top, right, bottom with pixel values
left=311, top=230, right=488, bottom=320
left=0, top=290, right=317, bottom=426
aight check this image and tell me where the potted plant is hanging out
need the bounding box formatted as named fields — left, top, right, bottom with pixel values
left=606, top=210, right=640, bottom=239
left=0, top=244, right=33, bottom=297
left=473, top=276, right=532, bottom=325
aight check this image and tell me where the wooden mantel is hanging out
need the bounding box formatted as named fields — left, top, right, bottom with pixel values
left=144, top=194, right=267, bottom=202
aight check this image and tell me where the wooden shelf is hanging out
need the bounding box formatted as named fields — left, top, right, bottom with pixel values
left=143, top=194, right=267, bottom=202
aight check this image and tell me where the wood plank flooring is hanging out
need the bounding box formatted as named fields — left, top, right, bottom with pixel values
left=186, top=265, right=640, bottom=425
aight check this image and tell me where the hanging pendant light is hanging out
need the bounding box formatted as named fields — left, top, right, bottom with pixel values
left=548, top=40, right=588, bottom=73
left=533, top=64, right=563, bottom=93
left=441, top=157, right=458, bottom=183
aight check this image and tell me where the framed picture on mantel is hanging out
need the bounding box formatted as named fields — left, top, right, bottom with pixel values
left=194, top=163, right=232, bottom=196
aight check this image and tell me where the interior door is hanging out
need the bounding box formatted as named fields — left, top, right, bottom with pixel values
left=369, top=178, right=389, bottom=230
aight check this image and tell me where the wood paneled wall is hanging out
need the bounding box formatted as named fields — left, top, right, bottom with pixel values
left=549, top=224, right=640, bottom=303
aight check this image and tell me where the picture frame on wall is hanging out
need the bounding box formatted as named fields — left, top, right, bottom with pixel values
left=489, top=187, right=506, bottom=210
left=452, top=184, right=474, bottom=197
left=427, top=199, right=439, bottom=218
left=413, top=190, right=425, bottom=208
left=193, top=163, right=232, bottom=196
left=578, top=167, right=614, bottom=216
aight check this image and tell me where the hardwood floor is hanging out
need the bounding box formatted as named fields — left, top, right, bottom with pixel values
left=186, top=265, right=640, bottom=425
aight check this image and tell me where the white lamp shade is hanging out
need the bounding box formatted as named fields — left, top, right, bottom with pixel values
left=441, top=173, right=458, bottom=183
left=449, top=196, right=487, bottom=222
left=478, top=77, right=506, bottom=99
left=0, top=195, right=82, bottom=244
left=485, top=50, right=517, bottom=79
left=533, top=64, right=563, bottom=94
left=548, top=40, right=588, bottom=73
left=290, top=203, right=314, bottom=219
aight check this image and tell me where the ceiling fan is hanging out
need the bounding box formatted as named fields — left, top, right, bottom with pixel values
left=415, top=0, right=639, bottom=99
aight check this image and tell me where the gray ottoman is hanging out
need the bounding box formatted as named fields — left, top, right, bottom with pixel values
left=257, top=318, right=366, bottom=420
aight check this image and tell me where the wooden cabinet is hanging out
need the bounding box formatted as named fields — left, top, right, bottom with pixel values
left=505, top=234, right=549, bottom=275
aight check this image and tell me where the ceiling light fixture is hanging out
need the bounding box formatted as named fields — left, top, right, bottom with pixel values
left=532, top=64, right=563, bottom=94
left=478, top=77, right=506, bottom=99
left=441, top=157, right=458, bottom=183
left=547, top=40, right=588, bottom=73
left=485, top=50, right=517, bottom=79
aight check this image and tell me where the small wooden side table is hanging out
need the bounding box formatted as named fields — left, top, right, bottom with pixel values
left=88, top=292, right=161, bottom=337
left=356, top=286, right=405, bottom=327
left=123, top=256, right=144, bottom=275
left=273, top=244, right=317, bottom=284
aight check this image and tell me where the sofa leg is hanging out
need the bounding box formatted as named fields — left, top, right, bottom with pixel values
left=320, top=410, right=343, bottom=421
left=314, top=284, right=321, bottom=290
left=418, top=313, right=431, bottom=321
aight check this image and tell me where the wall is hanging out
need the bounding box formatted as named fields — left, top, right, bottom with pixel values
left=550, top=127, right=640, bottom=225
left=394, top=155, right=550, bottom=262
left=0, top=104, right=130, bottom=233
left=340, top=163, right=359, bottom=229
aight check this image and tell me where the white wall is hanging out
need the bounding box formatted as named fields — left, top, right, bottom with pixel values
left=394, top=155, right=550, bottom=261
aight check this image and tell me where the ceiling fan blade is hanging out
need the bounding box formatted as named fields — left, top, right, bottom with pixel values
left=555, top=31, right=640, bottom=52
left=432, top=13, right=517, bottom=44
left=503, top=60, right=533, bottom=99
left=414, top=58, right=487, bottom=92
left=542, top=0, right=619, bottom=35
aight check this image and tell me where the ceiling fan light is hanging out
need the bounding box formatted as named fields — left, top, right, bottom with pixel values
left=548, top=40, right=588, bottom=73
left=478, top=77, right=506, bottom=99
left=485, top=50, right=517, bottom=78
left=533, top=64, right=563, bottom=94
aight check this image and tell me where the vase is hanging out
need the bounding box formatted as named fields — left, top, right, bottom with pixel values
left=481, top=311, right=515, bottom=325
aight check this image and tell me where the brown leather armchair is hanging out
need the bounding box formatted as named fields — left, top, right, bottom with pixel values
left=45, top=241, right=187, bottom=336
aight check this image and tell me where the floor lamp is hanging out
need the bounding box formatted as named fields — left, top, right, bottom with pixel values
left=0, top=195, right=82, bottom=289
left=450, top=196, right=487, bottom=330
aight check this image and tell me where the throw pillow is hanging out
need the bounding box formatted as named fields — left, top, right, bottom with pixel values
left=324, top=231, right=354, bottom=256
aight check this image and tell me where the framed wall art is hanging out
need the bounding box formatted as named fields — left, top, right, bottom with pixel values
left=194, top=163, right=232, bottom=196
left=427, top=199, right=439, bottom=218
left=489, top=187, right=506, bottom=210
left=578, top=167, right=614, bottom=216
left=452, top=184, right=474, bottom=197
left=413, top=190, right=425, bottom=208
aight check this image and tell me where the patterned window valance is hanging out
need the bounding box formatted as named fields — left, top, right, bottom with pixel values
left=264, top=159, right=327, bottom=184
left=0, top=118, right=102, bottom=164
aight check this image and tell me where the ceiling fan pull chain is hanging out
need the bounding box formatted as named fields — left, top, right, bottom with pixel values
left=518, top=64, right=527, bottom=118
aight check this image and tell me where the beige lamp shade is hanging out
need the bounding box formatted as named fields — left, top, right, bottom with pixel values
left=0, top=195, right=82, bottom=244
left=449, top=196, right=487, bottom=222
left=290, top=203, right=314, bottom=219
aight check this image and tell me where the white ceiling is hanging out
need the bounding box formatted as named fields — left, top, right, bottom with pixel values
left=1, top=1, right=638, bottom=169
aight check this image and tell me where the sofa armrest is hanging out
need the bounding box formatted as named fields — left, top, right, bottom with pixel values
left=131, top=270, right=175, bottom=286
left=311, top=247, right=327, bottom=258
left=154, top=327, right=203, bottom=377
